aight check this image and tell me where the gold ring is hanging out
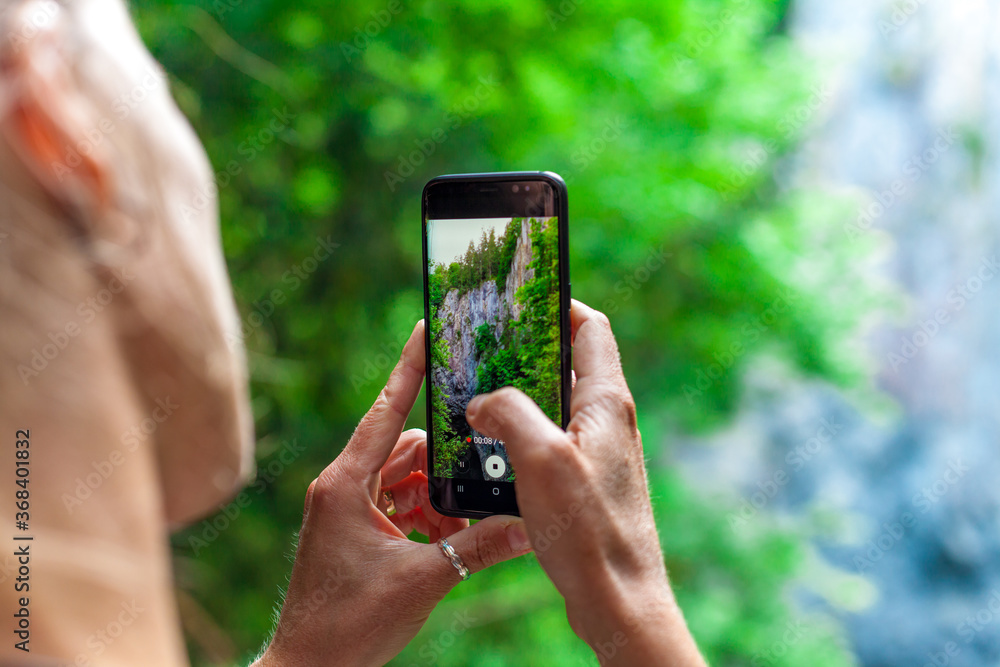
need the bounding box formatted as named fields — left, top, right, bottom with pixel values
left=382, top=488, right=396, bottom=516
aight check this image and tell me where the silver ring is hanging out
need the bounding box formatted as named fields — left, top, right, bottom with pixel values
left=437, top=538, right=470, bottom=581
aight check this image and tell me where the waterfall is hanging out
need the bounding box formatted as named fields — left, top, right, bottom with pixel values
left=678, top=1, right=1000, bottom=664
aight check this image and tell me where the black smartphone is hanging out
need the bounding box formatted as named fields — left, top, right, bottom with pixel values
left=422, top=172, right=571, bottom=518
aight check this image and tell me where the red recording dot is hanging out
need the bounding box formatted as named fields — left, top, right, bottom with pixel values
left=466, top=437, right=472, bottom=442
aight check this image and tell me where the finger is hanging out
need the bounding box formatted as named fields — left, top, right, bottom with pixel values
left=569, top=299, right=628, bottom=392
left=466, top=387, right=570, bottom=472
left=379, top=429, right=427, bottom=488
left=341, top=321, right=426, bottom=479
left=434, top=515, right=471, bottom=540
left=382, top=472, right=428, bottom=517
left=392, top=506, right=467, bottom=542
left=382, top=471, right=469, bottom=535
left=390, top=506, right=432, bottom=538
left=426, top=516, right=532, bottom=582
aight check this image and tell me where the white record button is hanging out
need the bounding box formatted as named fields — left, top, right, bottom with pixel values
left=484, top=455, right=507, bottom=479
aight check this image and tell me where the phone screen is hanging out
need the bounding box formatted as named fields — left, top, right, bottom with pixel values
left=423, top=174, right=569, bottom=517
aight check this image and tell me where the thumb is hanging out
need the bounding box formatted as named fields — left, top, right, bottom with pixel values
left=425, top=516, right=532, bottom=583
left=465, top=387, right=570, bottom=473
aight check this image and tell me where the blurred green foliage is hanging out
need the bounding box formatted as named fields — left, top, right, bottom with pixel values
left=133, top=0, right=860, bottom=664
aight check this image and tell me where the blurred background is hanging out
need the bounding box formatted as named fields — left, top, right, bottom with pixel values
left=132, top=0, right=1000, bottom=664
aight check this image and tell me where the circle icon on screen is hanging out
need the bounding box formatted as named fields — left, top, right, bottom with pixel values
left=484, top=455, right=507, bottom=480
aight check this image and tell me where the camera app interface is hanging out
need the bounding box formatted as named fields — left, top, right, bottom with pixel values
left=427, top=216, right=561, bottom=482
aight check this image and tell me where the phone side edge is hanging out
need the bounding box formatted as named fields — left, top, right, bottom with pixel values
left=542, top=172, right=572, bottom=431
left=421, top=179, right=442, bottom=515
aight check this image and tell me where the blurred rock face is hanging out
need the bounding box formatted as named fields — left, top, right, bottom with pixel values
left=437, top=219, right=534, bottom=400
left=679, top=0, right=1000, bottom=664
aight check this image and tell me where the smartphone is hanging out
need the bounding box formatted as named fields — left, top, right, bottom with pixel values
left=422, top=172, right=571, bottom=518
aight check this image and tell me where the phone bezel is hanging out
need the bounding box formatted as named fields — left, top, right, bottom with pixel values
left=422, top=171, right=571, bottom=519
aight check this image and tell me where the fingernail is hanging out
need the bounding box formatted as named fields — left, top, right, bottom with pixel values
left=466, top=395, right=483, bottom=420
left=506, top=522, right=532, bottom=554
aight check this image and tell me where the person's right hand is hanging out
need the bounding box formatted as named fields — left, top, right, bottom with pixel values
left=466, top=299, right=706, bottom=667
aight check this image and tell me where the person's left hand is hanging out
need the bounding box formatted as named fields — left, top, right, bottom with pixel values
left=254, top=320, right=532, bottom=667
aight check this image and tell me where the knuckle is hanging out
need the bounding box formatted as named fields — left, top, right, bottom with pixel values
left=375, top=384, right=407, bottom=419
left=491, top=385, right=521, bottom=405
left=306, top=473, right=337, bottom=512
left=618, top=391, right=638, bottom=429
left=543, top=432, right=575, bottom=458
left=397, top=482, right=422, bottom=512
left=588, top=308, right=612, bottom=331
left=301, top=478, right=319, bottom=517
left=484, top=387, right=521, bottom=428
left=586, top=389, right=638, bottom=437
left=596, top=386, right=638, bottom=428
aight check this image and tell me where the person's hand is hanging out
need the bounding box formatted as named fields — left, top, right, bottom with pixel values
left=466, top=300, right=706, bottom=666
left=255, top=321, right=532, bottom=667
